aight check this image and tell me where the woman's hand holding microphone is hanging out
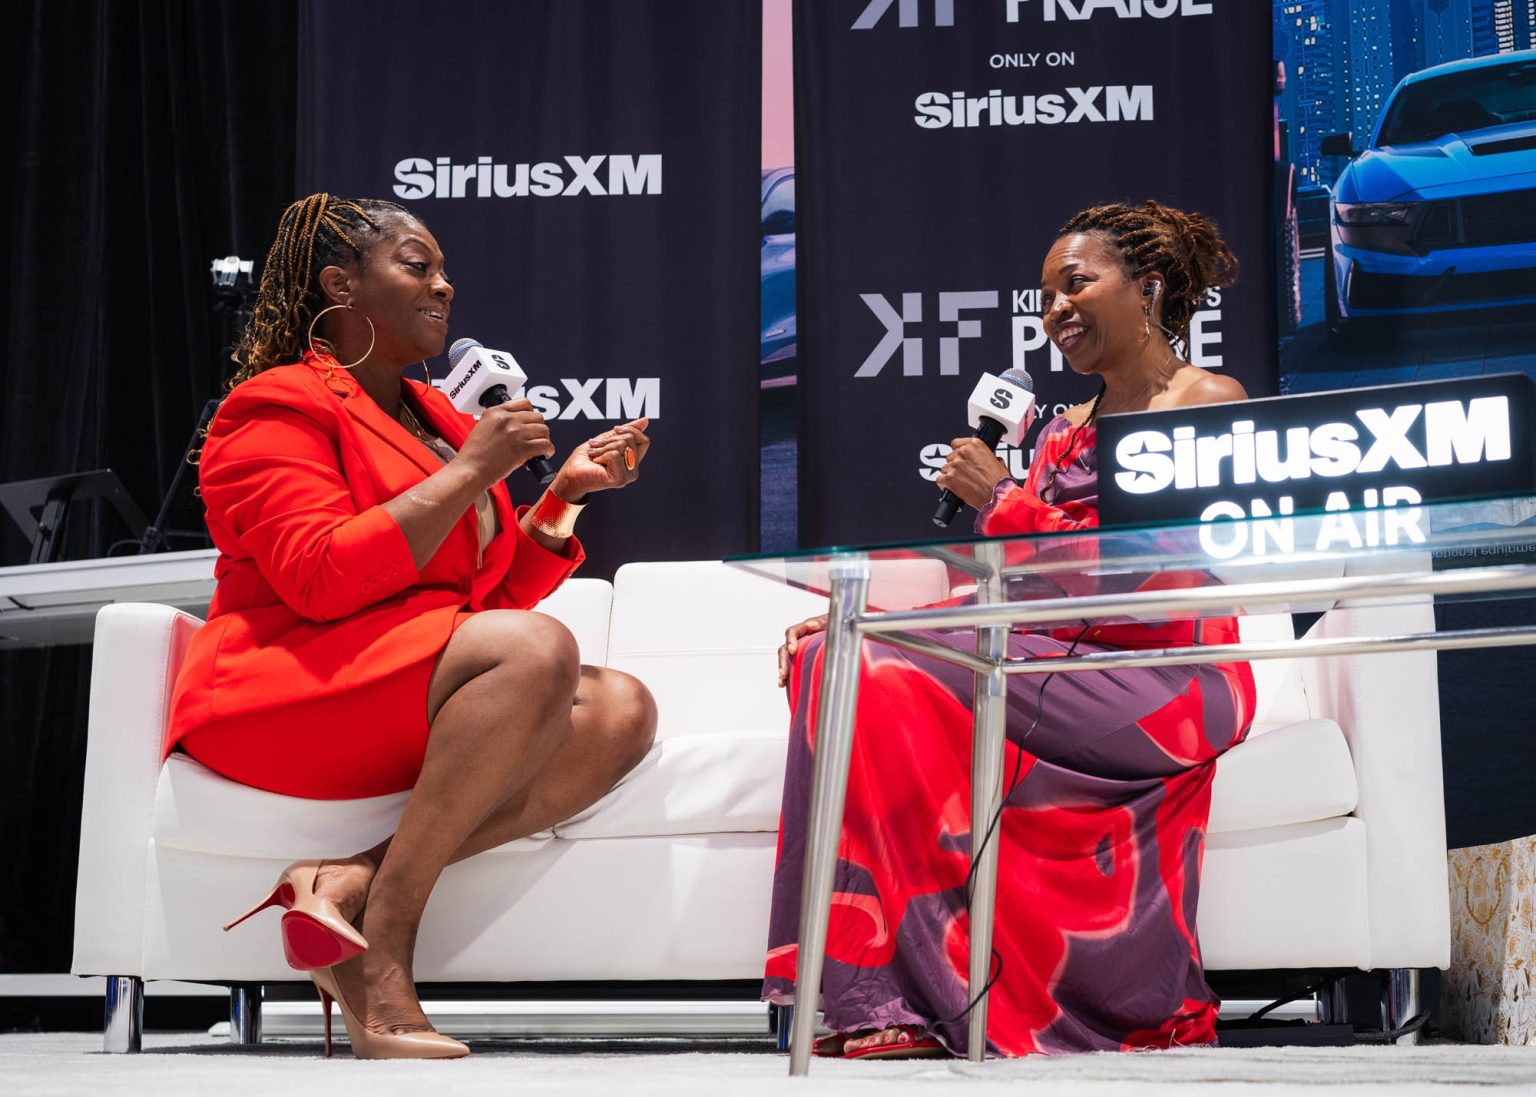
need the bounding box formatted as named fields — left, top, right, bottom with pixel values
left=935, top=437, right=1012, bottom=511
left=455, top=402, right=651, bottom=498
left=455, top=398, right=558, bottom=490
left=487, top=410, right=651, bottom=550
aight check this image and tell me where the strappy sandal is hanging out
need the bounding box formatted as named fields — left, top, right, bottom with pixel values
left=841, top=1023, right=948, bottom=1060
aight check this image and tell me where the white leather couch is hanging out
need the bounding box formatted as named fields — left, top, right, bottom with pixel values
left=72, top=560, right=1449, bottom=1050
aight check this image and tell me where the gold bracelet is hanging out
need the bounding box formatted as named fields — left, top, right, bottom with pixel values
left=528, top=489, right=586, bottom=540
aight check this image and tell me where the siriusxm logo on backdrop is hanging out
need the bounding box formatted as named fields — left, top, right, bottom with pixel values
left=523, top=377, right=661, bottom=422
left=914, top=85, right=1152, bottom=129
left=851, top=0, right=1212, bottom=29
left=393, top=155, right=662, bottom=200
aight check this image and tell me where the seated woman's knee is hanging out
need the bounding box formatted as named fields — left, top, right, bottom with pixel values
left=465, top=610, right=581, bottom=696
left=583, top=667, right=658, bottom=770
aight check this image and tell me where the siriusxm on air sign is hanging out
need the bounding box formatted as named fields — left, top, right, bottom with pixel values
left=1097, top=375, right=1536, bottom=530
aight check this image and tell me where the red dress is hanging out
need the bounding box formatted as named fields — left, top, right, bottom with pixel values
left=763, top=416, right=1256, bottom=1056
left=166, top=354, right=583, bottom=799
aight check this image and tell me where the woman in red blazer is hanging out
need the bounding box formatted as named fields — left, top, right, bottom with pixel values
left=167, top=194, right=657, bottom=1060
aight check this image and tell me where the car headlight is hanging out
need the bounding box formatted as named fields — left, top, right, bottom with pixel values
left=1333, top=201, right=1425, bottom=255
left=1335, top=202, right=1415, bottom=225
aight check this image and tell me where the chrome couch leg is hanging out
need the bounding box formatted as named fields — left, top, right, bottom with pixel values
left=1380, top=968, right=1422, bottom=1045
left=771, top=1004, right=794, bottom=1052
left=104, top=976, right=144, bottom=1053
left=1318, top=974, right=1349, bottom=1026
left=230, top=984, right=263, bottom=1046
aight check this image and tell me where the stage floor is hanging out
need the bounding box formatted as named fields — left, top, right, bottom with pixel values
left=2, top=1032, right=1534, bottom=1096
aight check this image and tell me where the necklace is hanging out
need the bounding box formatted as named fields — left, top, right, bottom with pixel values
left=398, top=402, right=435, bottom=445
left=1039, top=385, right=1106, bottom=502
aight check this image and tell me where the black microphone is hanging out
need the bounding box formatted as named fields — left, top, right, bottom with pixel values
left=445, top=337, right=555, bottom=485
left=932, top=366, right=1038, bottom=528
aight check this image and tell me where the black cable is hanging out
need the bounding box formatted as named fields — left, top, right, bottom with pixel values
left=1353, top=1011, right=1431, bottom=1044
left=935, top=621, right=1095, bottom=1032
left=1246, top=979, right=1327, bottom=1022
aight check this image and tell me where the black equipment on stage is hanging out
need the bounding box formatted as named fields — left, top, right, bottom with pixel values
left=0, top=471, right=147, bottom=564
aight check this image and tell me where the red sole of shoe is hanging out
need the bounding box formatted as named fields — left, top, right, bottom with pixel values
left=281, top=912, right=364, bottom=971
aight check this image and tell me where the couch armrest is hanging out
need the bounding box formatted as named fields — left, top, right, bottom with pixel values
left=71, top=603, right=202, bottom=978
left=1299, top=598, right=1450, bottom=969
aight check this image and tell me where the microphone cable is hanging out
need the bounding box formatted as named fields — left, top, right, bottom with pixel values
left=933, top=620, right=1095, bottom=1037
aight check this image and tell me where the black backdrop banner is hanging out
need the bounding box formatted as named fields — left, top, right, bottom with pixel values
left=794, top=0, right=1274, bottom=547
left=299, top=2, right=761, bottom=577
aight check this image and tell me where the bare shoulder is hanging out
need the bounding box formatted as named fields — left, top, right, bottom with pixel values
left=1061, top=400, right=1098, bottom=428
left=1170, top=367, right=1247, bottom=409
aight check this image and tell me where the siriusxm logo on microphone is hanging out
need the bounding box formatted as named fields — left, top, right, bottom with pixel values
left=394, top=155, right=662, bottom=200
left=446, top=359, right=482, bottom=402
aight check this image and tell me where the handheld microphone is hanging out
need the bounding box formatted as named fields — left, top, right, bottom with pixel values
left=444, top=337, right=555, bottom=485
left=932, top=366, right=1037, bottom=528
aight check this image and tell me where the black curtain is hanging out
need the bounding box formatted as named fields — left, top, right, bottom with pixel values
left=0, top=1, right=298, bottom=974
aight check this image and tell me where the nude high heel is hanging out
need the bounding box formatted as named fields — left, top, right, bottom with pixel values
left=223, top=860, right=369, bottom=971
left=310, top=965, right=470, bottom=1060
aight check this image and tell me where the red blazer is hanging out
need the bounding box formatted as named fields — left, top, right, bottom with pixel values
left=164, top=359, right=583, bottom=757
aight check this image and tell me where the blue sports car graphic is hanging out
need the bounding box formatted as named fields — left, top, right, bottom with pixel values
left=1323, top=50, right=1536, bottom=343
left=761, top=166, right=796, bottom=388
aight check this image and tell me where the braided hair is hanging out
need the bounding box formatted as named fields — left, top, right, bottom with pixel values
left=227, top=194, right=412, bottom=388
left=1056, top=200, right=1239, bottom=353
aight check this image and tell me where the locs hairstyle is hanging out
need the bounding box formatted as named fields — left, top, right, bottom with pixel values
left=228, top=194, right=412, bottom=388
left=1057, top=200, right=1239, bottom=352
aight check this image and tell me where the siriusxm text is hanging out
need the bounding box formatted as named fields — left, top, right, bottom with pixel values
left=525, top=377, right=661, bottom=422
left=1113, top=397, right=1513, bottom=496
left=394, top=155, right=662, bottom=200
left=915, top=85, right=1152, bottom=129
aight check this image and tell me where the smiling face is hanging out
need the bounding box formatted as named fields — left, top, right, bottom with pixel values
left=322, top=213, right=454, bottom=366
left=1039, top=232, right=1157, bottom=376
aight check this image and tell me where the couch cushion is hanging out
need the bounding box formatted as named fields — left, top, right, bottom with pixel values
left=532, top=577, right=612, bottom=667
left=609, top=560, right=952, bottom=743
left=1238, top=612, right=1311, bottom=733
left=155, top=697, right=1351, bottom=855
left=154, top=728, right=790, bottom=856
left=554, top=731, right=786, bottom=840
left=153, top=753, right=553, bottom=858
left=1209, top=718, right=1357, bottom=835
left=608, top=562, right=826, bottom=742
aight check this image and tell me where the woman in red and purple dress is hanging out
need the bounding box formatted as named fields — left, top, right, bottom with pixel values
left=764, top=201, right=1256, bottom=1059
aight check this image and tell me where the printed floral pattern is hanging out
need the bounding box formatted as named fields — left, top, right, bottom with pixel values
left=1445, top=836, right=1536, bottom=1046
left=763, top=421, right=1256, bottom=1057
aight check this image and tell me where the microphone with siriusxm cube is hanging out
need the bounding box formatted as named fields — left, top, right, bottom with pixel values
left=932, top=366, right=1039, bottom=528
left=444, top=337, right=555, bottom=485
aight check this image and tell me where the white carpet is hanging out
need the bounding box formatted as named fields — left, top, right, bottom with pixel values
left=2, top=1033, right=1535, bottom=1097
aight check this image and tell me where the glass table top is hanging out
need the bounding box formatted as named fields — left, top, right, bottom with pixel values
left=726, top=494, right=1536, bottom=624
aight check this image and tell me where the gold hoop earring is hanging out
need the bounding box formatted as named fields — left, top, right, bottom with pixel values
left=307, top=303, right=376, bottom=371
left=412, top=361, right=433, bottom=386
